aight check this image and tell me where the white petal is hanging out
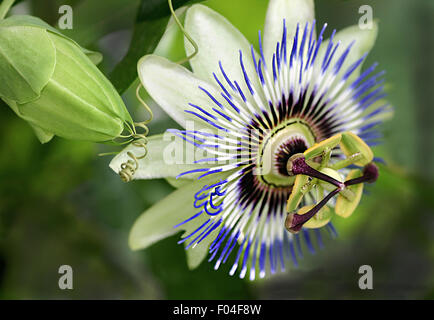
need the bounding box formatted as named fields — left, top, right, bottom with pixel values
left=165, top=177, right=192, bottom=188
left=184, top=4, right=260, bottom=97
left=128, top=177, right=209, bottom=251
left=129, top=171, right=226, bottom=262
left=184, top=234, right=214, bottom=270
left=263, top=0, right=315, bottom=65
left=109, top=133, right=209, bottom=180
left=138, top=54, right=227, bottom=130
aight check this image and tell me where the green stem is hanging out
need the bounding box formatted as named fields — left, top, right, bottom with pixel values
left=168, top=0, right=198, bottom=65
left=0, top=0, right=15, bottom=20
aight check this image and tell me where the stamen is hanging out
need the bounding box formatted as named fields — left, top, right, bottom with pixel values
left=286, top=187, right=341, bottom=233
left=345, top=162, right=379, bottom=186
left=287, top=154, right=345, bottom=189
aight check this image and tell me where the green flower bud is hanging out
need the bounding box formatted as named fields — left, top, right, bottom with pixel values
left=0, top=15, right=133, bottom=143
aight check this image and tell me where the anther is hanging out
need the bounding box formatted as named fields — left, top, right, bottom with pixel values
left=287, top=154, right=344, bottom=189
left=286, top=187, right=341, bottom=233
left=345, top=162, right=379, bottom=186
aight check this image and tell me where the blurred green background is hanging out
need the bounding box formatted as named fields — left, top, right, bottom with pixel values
left=0, top=0, right=433, bottom=299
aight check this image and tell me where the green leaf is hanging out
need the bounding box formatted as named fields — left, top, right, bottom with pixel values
left=0, top=25, right=55, bottom=103
left=60, top=0, right=140, bottom=48
left=110, top=18, right=168, bottom=94
left=109, top=0, right=204, bottom=94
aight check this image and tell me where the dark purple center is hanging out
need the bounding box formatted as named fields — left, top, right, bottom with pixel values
left=275, top=138, right=308, bottom=176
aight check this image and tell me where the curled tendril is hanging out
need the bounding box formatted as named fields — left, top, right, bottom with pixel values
left=168, top=0, right=199, bottom=64
left=118, top=0, right=199, bottom=182
left=118, top=84, right=151, bottom=182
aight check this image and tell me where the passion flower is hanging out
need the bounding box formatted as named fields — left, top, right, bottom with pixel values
left=111, top=0, right=393, bottom=279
